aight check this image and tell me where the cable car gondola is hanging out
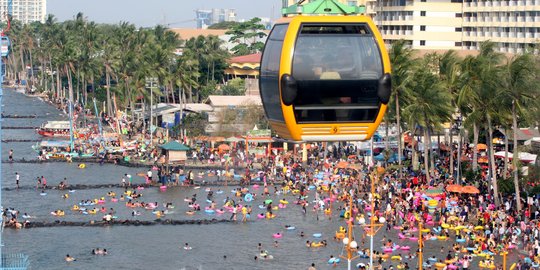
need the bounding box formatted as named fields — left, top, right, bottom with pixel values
left=260, top=14, right=391, bottom=142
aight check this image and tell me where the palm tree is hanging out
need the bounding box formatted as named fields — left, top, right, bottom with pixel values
left=403, top=58, right=453, bottom=183
left=458, top=42, right=504, bottom=205
left=499, top=53, right=539, bottom=211
left=388, top=40, right=416, bottom=178
left=436, top=51, right=462, bottom=178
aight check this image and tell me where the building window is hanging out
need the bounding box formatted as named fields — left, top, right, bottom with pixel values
left=455, top=27, right=463, bottom=32
left=421, top=0, right=426, bottom=2
left=455, top=42, right=462, bottom=47
left=348, top=0, right=358, bottom=6
left=420, top=11, right=426, bottom=16
left=420, top=25, right=426, bottom=31
left=420, top=40, right=426, bottom=46
left=455, top=13, right=463, bottom=18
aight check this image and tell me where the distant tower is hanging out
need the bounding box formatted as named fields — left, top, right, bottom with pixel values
left=195, top=8, right=236, bottom=29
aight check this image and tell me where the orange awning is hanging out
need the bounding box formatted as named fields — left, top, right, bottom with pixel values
left=446, top=184, right=463, bottom=193
left=461, top=185, right=480, bottom=194
left=476, top=144, right=487, bottom=151
left=337, top=161, right=350, bottom=169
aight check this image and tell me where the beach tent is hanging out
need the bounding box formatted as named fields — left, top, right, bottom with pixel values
left=494, top=151, right=537, bottom=164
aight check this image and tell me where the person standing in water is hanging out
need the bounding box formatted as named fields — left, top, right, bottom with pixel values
left=15, top=172, right=19, bottom=189
left=8, top=149, right=13, bottom=161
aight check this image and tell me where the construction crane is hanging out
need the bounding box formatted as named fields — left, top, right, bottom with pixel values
left=164, top=19, right=196, bottom=27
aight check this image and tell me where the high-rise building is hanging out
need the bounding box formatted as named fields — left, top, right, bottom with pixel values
left=0, top=0, right=46, bottom=24
left=283, top=0, right=540, bottom=54
left=195, top=8, right=236, bottom=29
left=374, top=0, right=464, bottom=50
left=461, top=0, right=540, bottom=54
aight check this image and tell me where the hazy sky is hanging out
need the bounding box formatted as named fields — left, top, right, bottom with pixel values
left=48, top=0, right=281, bottom=28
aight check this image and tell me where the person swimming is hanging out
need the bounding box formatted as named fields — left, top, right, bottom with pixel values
left=65, top=254, right=76, bottom=262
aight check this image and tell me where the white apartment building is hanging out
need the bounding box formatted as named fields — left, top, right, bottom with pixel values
left=462, top=0, right=540, bottom=53
left=0, top=0, right=46, bottom=24
left=284, top=0, right=540, bottom=54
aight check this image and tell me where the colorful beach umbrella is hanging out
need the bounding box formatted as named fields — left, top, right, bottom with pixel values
left=336, top=161, right=349, bottom=169
left=446, top=184, right=462, bottom=193
left=461, top=185, right=480, bottom=194
left=424, top=188, right=444, bottom=197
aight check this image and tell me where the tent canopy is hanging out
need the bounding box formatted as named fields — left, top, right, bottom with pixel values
left=494, top=151, right=537, bottom=164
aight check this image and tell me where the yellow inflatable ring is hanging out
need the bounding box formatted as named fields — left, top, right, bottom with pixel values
left=78, top=163, right=86, bottom=169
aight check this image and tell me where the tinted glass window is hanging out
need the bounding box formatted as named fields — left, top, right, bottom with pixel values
left=260, top=24, right=288, bottom=122
left=291, top=23, right=383, bottom=123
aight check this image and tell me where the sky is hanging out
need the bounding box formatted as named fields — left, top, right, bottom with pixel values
left=47, top=0, right=281, bottom=28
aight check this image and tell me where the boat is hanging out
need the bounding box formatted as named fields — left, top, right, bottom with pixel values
left=37, top=121, right=71, bottom=137
left=32, top=140, right=94, bottom=159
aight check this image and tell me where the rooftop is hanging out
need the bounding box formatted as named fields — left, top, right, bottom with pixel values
left=169, top=28, right=228, bottom=40
left=206, top=95, right=262, bottom=107
left=159, top=141, right=190, bottom=151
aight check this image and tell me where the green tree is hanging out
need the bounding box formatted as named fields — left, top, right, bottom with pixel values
left=403, top=58, right=453, bottom=183
left=221, top=78, right=245, bottom=95
left=208, top=21, right=239, bottom=30
left=499, top=53, right=539, bottom=211
left=226, top=17, right=267, bottom=56
left=388, top=40, right=417, bottom=176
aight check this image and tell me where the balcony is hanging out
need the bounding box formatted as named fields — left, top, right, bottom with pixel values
left=517, top=32, right=525, bottom=38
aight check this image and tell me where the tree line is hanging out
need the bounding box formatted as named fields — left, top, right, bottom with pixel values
left=388, top=40, right=540, bottom=211
left=4, top=13, right=266, bottom=115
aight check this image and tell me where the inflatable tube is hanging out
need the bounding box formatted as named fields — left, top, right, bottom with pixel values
left=400, top=246, right=410, bottom=250
left=474, top=226, right=484, bottom=231
left=441, top=223, right=450, bottom=229
left=244, top=194, right=253, bottom=202
left=215, top=209, right=225, bottom=214
left=258, top=205, right=265, bottom=209
left=278, top=204, right=286, bottom=209
left=456, top=238, right=466, bottom=243
left=204, top=209, right=215, bottom=214
left=391, top=255, right=402, bottom=261
left=434, top=262, right=446, bottom=269
left=328, top=258, right=340, bottom=264
left=313, top=233, right=322, bottom=238
left=215, top=190, right=223, bottom=194
left=383, top=248, right=393, bottom=253
left=409, top=237, right=418, bottom=241
left=448, top=264, right=458, bottom=270
left=286, top=226, right=296, bottom=230
left=272, top=233, right=282, bottom=239
left=257, top=214, right=265, bottom=219
left=111, top=198, right=118, bottom=202
left=159, top=185, right=167, bottom=190
left=78, top=163, right=86, bottom=169
left=509, top=263, right=517, bottom=270
left=428, top=257, right=438, bottom=262
left=438, top=236, right=448, bottom=241
left=279, top=200, right=289, bottom=205
left=398, top=233, right=406, bottom=239
left=206, top=199, right=212, bottom=204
